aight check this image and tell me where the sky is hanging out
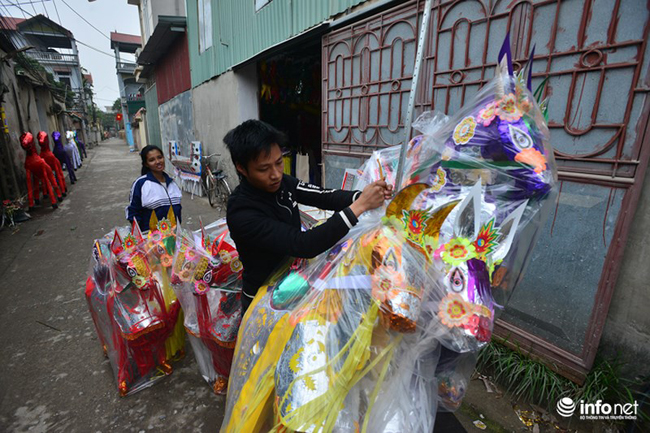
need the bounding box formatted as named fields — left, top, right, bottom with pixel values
left=1, top=0, right=142, bottom=111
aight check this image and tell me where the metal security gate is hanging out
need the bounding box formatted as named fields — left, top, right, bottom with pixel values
left=322, top=0, right=650, bottom=382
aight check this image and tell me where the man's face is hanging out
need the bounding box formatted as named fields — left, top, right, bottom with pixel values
left=237, top=143, right=284, bottom=193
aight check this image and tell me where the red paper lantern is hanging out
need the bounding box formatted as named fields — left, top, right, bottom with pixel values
left=116, top=113, right=123, bottom=122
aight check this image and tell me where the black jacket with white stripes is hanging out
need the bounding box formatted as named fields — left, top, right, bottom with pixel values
left=227, top=174, right=360, bottom=301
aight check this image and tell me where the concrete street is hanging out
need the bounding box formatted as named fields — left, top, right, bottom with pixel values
left=0, top=138, right=227, bottom=432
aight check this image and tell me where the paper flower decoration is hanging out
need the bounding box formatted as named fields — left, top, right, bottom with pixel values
left=515, top=148, right=547, bottom=173
left=371, top=273, right=404, bottom=303
left=157, top=219, right=171, bottom=235
left=462, top=314, right=480, bottom=335
left=123, top=234, right=137, bottom=250
left=178, top=269, right=192, bottom=282
left=441, top=238, right=476, bottom=266
left=430, top=167, right=447, bottom=192
left=219, top=250, right=232, bottom=264
left=148, top=231, right=162, bottom=243
left=230, top=258, right=242, bottom=273
left=495, top=93, right=522, bottom=122
left=132, top=275, right=147, bottom=289
left=439, top=293, right=471, bottom=327
left=453, top=116, right=477, bottom=145
left=195, top=280, right=209, bottom=295
left=477, top=102, right=497, bottom=127
left=473, top=219, right=499, bottom=259
left=160, top=254, right=173, bottom=268
left=185, top=249, right=198, bottom=262
left=401, top=209, right=431, bottom=245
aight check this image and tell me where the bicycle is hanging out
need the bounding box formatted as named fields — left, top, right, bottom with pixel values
left=200, top=153, right=231, bottom=210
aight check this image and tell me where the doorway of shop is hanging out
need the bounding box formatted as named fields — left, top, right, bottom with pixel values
left=257, top=40, right=322, bottom=185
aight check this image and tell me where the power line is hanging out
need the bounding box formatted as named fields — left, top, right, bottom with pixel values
left=2, top=0, right=115, bottom=58
left=0, top=0, right=52, bottom=6
left=75, top=39, right=114, bottom=58
left=40, top=0, right=49, bottom=19
left=51, top=0, right=60, bottom=25
left=59, top=0, right=109, bottom=41
left=4, top=0, right=28, bottom=19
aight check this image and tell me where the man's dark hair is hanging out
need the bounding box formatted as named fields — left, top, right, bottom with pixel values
left=223, top=120, right=287, bottom=172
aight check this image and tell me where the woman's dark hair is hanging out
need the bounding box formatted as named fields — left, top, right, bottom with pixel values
left=223, top=120, right=287, bottom=173
left=140, top=145, right=163, bottom=175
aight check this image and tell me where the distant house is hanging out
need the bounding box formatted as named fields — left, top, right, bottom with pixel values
left=3, top=15, right=90, bottom=126
left=0, top=28, right=68, bottom=201
left=127, top=0, right=189, bottom=155
left=110, top=31, right=144, bottom=150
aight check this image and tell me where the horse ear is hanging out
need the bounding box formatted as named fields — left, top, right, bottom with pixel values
left=526, top=45, right=536, bottom=92
left=453, top=181, right=482, bottom=240
left=491, top=201, right=527, bottom=262
left=131, top=219, right=144, bottom=242
left=167, top=206, right=177, bottom=228
left=110, top=230, right=123, bottom=255
left=422, top=200, right=460, bottom=241
left=498, top=32, right=513, bottom=76
left=385, top=183, right=429, bottom=218
left=149, top=210, right=159, bottom=232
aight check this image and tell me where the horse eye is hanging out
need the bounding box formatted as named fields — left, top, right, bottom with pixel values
left=203, top=270, right=213, bottom=284
left=449, top=268, right=465, bottom=292
left=127, top=266, right=137, bottom=277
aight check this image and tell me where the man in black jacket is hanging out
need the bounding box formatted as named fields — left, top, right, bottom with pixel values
left=224, top=120, right=391, bottom=312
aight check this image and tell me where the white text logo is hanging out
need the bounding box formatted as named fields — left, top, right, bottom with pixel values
left=556, top=398, right=638, bottom=421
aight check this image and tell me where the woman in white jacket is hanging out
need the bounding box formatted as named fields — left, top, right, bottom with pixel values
left=126, top=145, right=182, bottom=232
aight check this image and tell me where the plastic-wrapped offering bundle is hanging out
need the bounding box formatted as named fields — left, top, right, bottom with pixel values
left=170, top=218, right=243, bottom=394
left=85, top=210, right=185, bottom=396
left=221, top=40, right=556, bottom=432
left=145, top=211, right=186, bottom=364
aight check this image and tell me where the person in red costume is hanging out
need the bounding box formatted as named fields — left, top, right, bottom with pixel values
left=20, top=132, right=61, bottom=210
left=37, top=131, right=67, bottom=198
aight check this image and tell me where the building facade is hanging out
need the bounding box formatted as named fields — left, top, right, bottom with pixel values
left=178, top=0, right=650, bottom=383
left=111, top=31, right=143, bottom=151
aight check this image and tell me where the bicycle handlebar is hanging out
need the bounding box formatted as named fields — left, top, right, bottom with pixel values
left=201, top=153, right=221, bottom=160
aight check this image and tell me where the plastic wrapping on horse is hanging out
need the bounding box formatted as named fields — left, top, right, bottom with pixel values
left=221, top=39, right=557, bottom=433
left=84, top=213, right=185, bottom=396
left=170, top=218, right=243, bottom=394
left=145, top=209, right=186, bottom=363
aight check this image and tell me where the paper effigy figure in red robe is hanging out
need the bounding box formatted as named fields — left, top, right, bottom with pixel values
left=37, top=131, right=67, bottom=197
left=20, top=132, right=62, bottom=209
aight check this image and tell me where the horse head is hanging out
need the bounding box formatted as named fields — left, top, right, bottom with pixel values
left=434, top=182, right=525, bottom=346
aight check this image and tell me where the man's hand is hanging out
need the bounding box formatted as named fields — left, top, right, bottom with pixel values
left=350, top=180, right=393, bottom=217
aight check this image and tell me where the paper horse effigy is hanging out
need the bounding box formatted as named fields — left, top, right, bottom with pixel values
left=220, top=36, right=556, bottom=433
left=85, top=211, right=185, bottom=396
left=171, top=218, right=243, bottom=394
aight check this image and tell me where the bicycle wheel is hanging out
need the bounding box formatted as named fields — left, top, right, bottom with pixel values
left=205, top=174, right=218, bottom=208
left=215, top=177, right=231, bottom=210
